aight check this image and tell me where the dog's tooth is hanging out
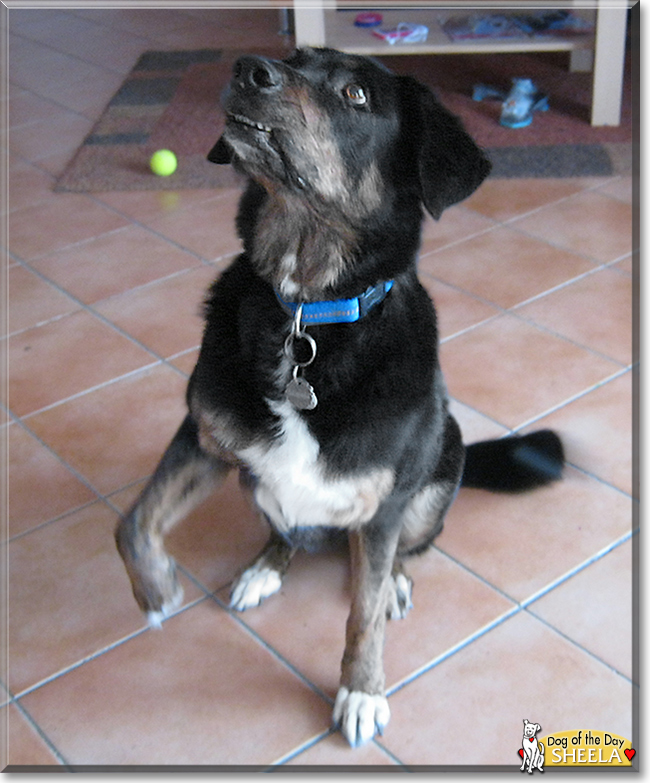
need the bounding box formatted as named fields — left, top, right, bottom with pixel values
left=229, top=113, right=270, bottom=132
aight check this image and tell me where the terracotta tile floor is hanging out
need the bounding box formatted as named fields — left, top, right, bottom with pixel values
left=2, top=7, right=637, bottom=771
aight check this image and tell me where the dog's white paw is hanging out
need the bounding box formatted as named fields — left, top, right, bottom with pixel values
left=387, top=572, right=413, bottom=620
left=146, top=585, right=184, bottom=629
left=333, top=686, right=390, bottom=747
left=230, top=564, right=283, bottom=611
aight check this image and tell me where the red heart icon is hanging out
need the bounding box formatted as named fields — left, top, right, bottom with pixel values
left=518, top=749, right=524, bottom=758
left=625, top=748, right=636, bottom=761
left=529, top=737, right=535, bottom=742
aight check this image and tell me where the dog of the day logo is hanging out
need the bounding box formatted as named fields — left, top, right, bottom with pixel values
left=519, top=724, right=635, bottom=769
left=519, top=720, right=545, bottom=773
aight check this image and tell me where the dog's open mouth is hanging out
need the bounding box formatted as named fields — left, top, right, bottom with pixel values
left=227, top=112, right=272, bottom=134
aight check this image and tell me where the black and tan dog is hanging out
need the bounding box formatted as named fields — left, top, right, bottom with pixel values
left=115, top=47, right=563, bottom=747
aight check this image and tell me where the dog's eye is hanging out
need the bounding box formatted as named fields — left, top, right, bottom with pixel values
left=344, top=84, right=367, bottom=106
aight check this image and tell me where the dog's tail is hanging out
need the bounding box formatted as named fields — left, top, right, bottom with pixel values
left=462, top=430, right=564, bottom=493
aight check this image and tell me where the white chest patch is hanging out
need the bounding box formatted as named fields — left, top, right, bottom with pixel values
left=278, top=253, right=300, bottom=298
left=236, top=399, right=394, bottom=531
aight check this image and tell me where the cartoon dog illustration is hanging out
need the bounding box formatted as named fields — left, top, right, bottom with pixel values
left=521, top=720, right=545, bottom=773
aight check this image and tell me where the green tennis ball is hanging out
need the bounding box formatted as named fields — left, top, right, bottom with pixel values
left=150, top=149, right=178, bottom=176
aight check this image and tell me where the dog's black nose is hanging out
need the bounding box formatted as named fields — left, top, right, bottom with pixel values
left=233, top=55, right=282, bottom=92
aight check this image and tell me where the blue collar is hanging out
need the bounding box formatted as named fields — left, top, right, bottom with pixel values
left=275, top=280, right=394, bottom=325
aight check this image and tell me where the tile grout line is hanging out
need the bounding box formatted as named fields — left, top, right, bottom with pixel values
left=509, top=365, right=633, bottom=434
left=6, top=150, right=63, bottom=181
left=418, top=216, right=502, bottom=259
left=435, top=281, right=629, bottom=371
left=370, top=738, right=410, bottom=767
left=7, top=253, right=223, bottom=340
left=9, top=13, right=125, bottom=54
left=560, top=461, right=635, bottom=501
left=267, top=729, right=336, bottom=768
left=488, top=173, right=628, bottom=234
left=5, top=410, right=141, bottom=529
left=11, top=256, right=169, bottom=353
left=473, top=177, right=628, bottom=231
left=422, top=187, right=629, bottom=270
left=397, top=176, right=626, bottom=268
left=432, top=543, right=523, bottom=606
left=6, top=409, right=187, bottom=546
left=7, top=72, right=102, bottom=126
left=491, top=175, right=630, bottom=227
left=8, top=560, right=265, bottom=713
left=523, top=528, right=637, bottom=685
left=524, top=609, right=634, bottom=685
left=11, top=246, right=232, bottom=383
left=20, top=254, right=627, bottom=427
left=14, top=239, right=205, bottom=302
left=508, top=256, right=630, bottom=311
left=84, top=189, right=244, bottom=268
left=506, top=311, right=630, bottom=370
left=11, top=595, right=211, bottom=702
left=207, top=592, right=336, bottom=708
left=8, top=24, right=147, bottom=80
left=9, top=185, right=238, bottom=273
left=6, top=496, right=103, bottom=544
left=268, top=728, right=409, bottom=768
left=387, top=530, right=635, bottom=700
left=449, top=394, right=512, bottom=435
left=11, top=629, right=146, bottom=701
left=435, top=524, right=636, bottom=618
left=386, top=604, right=522, bottom=698
left=499, top=217, right=631, bottom=268
left=17, top=360, right=165, bottom=421
left=5, top=307, right=83, bottom=341
left=7, top=412, right=103, bottom=496
left=519, top=529, right=636, bottom=611
left=438, top=311, right=505, bottom=346
left=8, top=255, right=197, bottom=397
left=447, top=368, right=634, bottom=502
left=9, top=697, right=72, bottom=769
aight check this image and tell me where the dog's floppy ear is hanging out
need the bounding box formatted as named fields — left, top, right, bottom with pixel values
left=398, top=76, right=491, bottom=220
left=207, top=136, right=232, bottom=164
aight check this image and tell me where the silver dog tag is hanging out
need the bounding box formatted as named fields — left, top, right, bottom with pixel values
left=284, top=304, right=318, bottom=410
left=286, top=376, right=318, bottom=410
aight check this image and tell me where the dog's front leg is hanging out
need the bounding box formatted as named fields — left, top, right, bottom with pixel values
left=115, top=414, right=231, bottom=627
left=333, top=513, right=402, bottom=747
left=526, top=749, right=538, bottom=774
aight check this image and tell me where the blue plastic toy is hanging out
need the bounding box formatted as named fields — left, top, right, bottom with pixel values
left=473, top=78, right=549, bottom=129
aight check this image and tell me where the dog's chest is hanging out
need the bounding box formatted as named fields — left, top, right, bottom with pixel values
left=236, top=399, right=393, bottom=531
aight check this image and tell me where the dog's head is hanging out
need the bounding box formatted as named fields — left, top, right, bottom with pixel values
left=209, top=47, right=490, bottom=222
left=523, top=720, right=542, bottom=738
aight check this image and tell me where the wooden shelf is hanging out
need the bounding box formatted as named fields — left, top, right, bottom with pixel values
left=293, top=3, right=628, bottom=126
left=319, top=8, right=596, bottom=57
